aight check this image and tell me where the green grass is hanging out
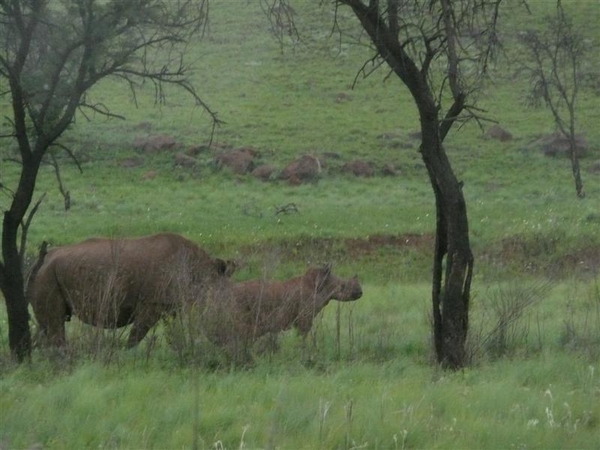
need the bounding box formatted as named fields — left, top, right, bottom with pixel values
left=1, top=0, right=600, bottom=448
left=2, top=280, right=600, bottom=448
left=2, top=347, right=599, bottom=449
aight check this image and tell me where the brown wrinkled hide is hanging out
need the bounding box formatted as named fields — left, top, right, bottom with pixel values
left=207, top=264, right=362, bottom=348
left=27, top=233, right=233, bottom=347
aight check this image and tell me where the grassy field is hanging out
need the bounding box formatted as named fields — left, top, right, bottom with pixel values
left=1, top=1, right=600, bottom=448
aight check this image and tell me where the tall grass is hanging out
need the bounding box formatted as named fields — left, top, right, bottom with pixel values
left=1, top=349, right=599, bottom=449
left=2, top=279, right=600, bottom=448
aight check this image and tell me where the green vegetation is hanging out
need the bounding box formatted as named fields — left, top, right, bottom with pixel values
left=1, top=1, right=599, bottom=448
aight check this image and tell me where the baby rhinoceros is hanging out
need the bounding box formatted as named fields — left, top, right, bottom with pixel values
left=208, top=263, right=362, bottom=350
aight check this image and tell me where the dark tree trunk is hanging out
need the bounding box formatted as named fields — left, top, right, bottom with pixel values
left=420, top=113, right=474, bottom=370
left=1, top=154, right=43, bottom=361
left=567, top=89, right=584, bottom=199
left=1, top=218, right=31, bottom=362
left=568, top=141, right=585, bottom=199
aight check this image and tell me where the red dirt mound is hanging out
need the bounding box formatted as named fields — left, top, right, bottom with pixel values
left=132, top=134, right=177, bottom=153
left=215, top=148, right=258, bottom=174
left=342, top=160, right=374, bottom=177
left=252, top=164, right=275, bottom=181
left=279, top=155, right=321, bottom=184
left=485, top=125, right=513, bottom=142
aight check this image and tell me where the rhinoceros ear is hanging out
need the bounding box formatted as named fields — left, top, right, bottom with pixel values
left=224, top=259, right=237, bottom=277
left=215, top=258, right=228, bottom=275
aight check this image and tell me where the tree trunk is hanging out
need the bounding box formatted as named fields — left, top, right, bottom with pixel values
left=420, top=116, right=474, bottom=370
left=2, top=212, right=32, bottom=362
left=1, top=155, right=42, bottom=361
left=568, top=139, right=585, bottom=199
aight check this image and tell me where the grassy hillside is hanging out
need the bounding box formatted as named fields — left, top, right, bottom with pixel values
left=1, top=1, right=600, bottom=448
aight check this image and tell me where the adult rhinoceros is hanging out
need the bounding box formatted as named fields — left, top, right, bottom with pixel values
left=27, top=233, right=234, bottom=347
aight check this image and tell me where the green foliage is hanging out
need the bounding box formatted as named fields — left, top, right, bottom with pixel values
left=1, top=0, right=600, bottom=448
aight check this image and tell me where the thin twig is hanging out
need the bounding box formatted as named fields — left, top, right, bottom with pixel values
left=47, top=154, right=71, bottom=210
left=48, top=142, right=83, bottom=173
left=19, top=192, right=47, bottom=267
left=274, top=203, right=299, bottom=215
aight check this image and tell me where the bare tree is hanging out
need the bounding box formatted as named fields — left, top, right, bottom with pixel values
left=269, top=0, right=522, bottom=369
left=519, top=0, right=592, bottom=199
left=0, top=0, right=217, bottom=361
left=341, top=0, right=480, bottom=370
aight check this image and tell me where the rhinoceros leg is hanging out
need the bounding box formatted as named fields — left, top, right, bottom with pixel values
left=126, top=305, right=163, bottom=347
left=225, top=337, right=253, bottom=367
left=33, top=291, right=67, bottom=346
left=295, top=315, right=314, bottom=339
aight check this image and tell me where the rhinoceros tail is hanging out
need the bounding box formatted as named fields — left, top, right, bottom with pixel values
left=24, top=240, right=49, bottom=304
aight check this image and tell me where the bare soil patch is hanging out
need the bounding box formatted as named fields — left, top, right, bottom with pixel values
left=132, top=134, right=178, bottom=154
left=342, top=160, right=374, bottom=177
left=527, top=132, right=588, bottom=158
left=344, top=233, right=434, bottom=257
left=549, top=245, right=600, bottom=276
left=279, top=154, right=321, bottom=184
left=484, top=125, right=513, bottom=142
left=483, top=235, right=600, bottom=278
left=214, top=147, right=259, bottom=174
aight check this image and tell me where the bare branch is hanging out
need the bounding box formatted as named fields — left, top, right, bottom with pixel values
left=260, top=0, right=301, bottom=53
left=0, top=131, right=16, bottom=139
left=47, top=153, right=71, bottom=211
left=420, top=33, right=442, bottom=78
left=19, top=192, right=46, bottom=266
left=439, top=92, right=466, bottom=142
left=440, top=0, right=462, bottom=100
left=0, top=179, right=15, bottom=197
left=112, top=73, right=141, bottom=108
left=275, top=203, right=299, bottom=215
left=352, top=52, right=384, bottom=89
left=78, top=100, right=127, bottom=121
left=48, top=142, right=83, bottom=174
left=2, top=157, right=22, bottom=166
left=329, top=1, right=344, bottom=52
